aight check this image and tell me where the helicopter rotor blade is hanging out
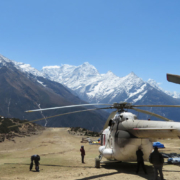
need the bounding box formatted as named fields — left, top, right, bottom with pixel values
left=9, top=107, right=109, bottom=128
left=131, top=107, right=171, bottom=121
left=132, top=105, right=180, bottom=108
left=25, top=103, right=112, bottom=113
left=103, top=110, right=118, bottom=130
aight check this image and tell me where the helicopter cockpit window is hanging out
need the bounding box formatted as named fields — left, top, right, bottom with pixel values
left=113, top=114, right=126, bottom=122
left=114, top=114, right=120, bottom=122
left=108, top=119, right=113, bottom=126
left=119, top=114, right=130, bottom=122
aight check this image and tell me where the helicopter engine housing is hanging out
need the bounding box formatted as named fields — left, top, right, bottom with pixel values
left=99, top=126, right=153, bottom=161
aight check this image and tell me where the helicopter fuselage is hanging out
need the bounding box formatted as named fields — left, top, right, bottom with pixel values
left=99, top=112, right=180, bottom=162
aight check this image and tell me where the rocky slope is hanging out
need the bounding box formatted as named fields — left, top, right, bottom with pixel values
left=0, top=116, right=44, bottom=142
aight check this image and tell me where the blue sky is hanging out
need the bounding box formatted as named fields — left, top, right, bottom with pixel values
left=1, top=0, right=180, bottom=92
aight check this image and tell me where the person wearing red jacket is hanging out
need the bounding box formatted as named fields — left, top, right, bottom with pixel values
left=80, top=146, right=85, bottom=163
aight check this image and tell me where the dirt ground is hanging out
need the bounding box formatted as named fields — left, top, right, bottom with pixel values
left=0, top=128, right=180, bottom=180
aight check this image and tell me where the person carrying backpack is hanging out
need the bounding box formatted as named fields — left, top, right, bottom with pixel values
left=149, top=147, right=165, bottom=180
left=30, top=155, right=40, bottom=172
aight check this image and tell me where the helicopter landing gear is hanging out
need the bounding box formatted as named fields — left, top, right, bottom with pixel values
left=98, top=154, right=103, bottom=161
left=95, top=154, right=102, bottom=168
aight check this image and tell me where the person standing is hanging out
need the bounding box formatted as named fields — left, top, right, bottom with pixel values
left=80, top=146, right=85, bottom=163
left=136, top=146, right=147, bottom=174
left=30, top=155, right=40, bottom=172
left=149, top=147, right=164, bottom=180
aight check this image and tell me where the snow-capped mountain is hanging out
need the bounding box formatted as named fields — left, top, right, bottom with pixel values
left=42, top=63, right=146, bottom=103
left=147, top=79, right=180, bottom=99
left=1, top=53, right=180, bottom=102
left=41, top=63, right=180, bottom=104
left=0, top=54, right=107, bottom=131
left=0, top=54, right=44, bottom=79
left=41, top=62, right=180, bottom=121
left=165, top=91, right=180, bottom=99
left=2, top=53, right=180, bottom=122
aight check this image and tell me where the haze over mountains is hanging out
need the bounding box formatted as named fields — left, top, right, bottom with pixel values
left=1, top=53, right=180, bottom=127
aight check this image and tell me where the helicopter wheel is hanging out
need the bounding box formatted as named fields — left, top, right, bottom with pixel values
left=98, top=154, right=103, bottom=161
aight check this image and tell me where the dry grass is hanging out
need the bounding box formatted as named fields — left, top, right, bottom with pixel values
left=0, top=128, right=180, bottom=180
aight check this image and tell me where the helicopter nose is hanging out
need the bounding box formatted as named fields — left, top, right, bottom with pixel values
left=99, top=146, right=105, bottom=154
left=99, top=147, right=113, bottom=159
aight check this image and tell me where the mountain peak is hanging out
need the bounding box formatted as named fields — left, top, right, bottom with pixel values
left=82, top=62, right=90, bottom=66
left=78, top=62, right=99, bottom=75
left=106, top=70, right=116, bottom=76
left=81, top=62, right=96, bottom=70
left=0, top=54, right=13, bottom=64
left=124, top=72, right=140, bottom=81
left=128, top=72, right=138, bottom=77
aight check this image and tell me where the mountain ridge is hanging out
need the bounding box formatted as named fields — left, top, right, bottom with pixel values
left=0, top=54, right=107, bottom=132
left=1, top=53, right=180, bottom=102
left=1, top=53, right=180, bottom=122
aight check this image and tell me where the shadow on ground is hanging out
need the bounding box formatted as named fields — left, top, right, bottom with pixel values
left=4, top=163, right=94, bottom=169
left=6, top=162, right=176, bottom=180
left=76, top=172, right=119, bottom=180
left=76, top=162, right=154, bottom=180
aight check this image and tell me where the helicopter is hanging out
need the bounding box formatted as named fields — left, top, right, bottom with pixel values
left=20, top=101, right=180, bottom=163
